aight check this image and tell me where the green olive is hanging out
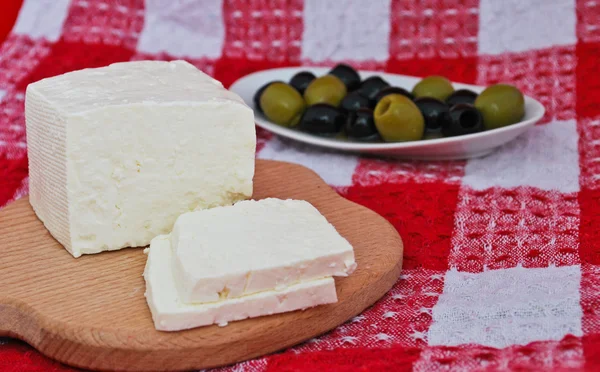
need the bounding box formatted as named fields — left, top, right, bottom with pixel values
left=260, top=82, right=306, bottom=127
left=423, top=131, right=444, bottom=140
left=412, top=76, right=454, bottom=101
left=335, top=132, right=349, bottom=141
left=474, top=84, right=525, bottom=130
left=374, top=94, right=424, bottom=142
left=303, top=75, right=347, bottom=107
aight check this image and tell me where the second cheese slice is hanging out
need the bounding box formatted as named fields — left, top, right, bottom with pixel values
left=145, top=235, right=338, bottom=331
left=170, top=198, right=357, bottom=303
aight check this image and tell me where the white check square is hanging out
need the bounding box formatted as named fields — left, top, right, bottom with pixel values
left=258, top=137, right=358, bottom=187
left=302, top=0, right=391, bottom=62
left=138, top=0, right=225, bottom=58
left=463, top=120, right=580, bottom=193
left=13, top=0, right=71, bottom=42
left=479, top=0, right=576, bottom=55
left=428, top=265, right=583, bottom=348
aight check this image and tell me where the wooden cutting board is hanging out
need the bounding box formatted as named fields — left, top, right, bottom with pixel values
left=0, top=159, right=403, bottom=372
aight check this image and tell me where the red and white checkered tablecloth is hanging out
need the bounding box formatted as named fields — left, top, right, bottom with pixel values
left=0, top=0, right=599, bottom=371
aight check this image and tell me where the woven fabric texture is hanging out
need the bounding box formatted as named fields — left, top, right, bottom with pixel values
left=0, top=0, right=597, bottom=371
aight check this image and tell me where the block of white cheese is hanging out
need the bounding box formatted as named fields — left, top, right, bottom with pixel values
left=144, top=234, right=338, bottom=331
left=170, top=198, right=357, bottom=303
left=25, top=60, right=255, bottom=258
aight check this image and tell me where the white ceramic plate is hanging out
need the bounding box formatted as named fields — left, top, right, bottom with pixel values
left=230, top=67, right=545, bottom=160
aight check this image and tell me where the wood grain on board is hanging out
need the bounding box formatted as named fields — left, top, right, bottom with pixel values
left=0, top=159, right=403, bottom=372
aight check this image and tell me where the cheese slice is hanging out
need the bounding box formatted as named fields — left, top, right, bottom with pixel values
left=144, top=235, right=338, bottom=331
left=25, top=60, right=255, bottom=258
left=170, top=198, right=357, bottom=303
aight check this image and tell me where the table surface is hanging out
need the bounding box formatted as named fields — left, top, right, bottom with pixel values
left=0, top=1, right=599, bottom=371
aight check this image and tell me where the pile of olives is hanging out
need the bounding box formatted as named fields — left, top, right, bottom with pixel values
left=254, top=64, right=526, bottom=142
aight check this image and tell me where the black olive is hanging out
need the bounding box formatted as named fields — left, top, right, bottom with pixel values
left=253, top=80, right=282, bottom=114
left=446, top=89, right=478, bottom=106
left=340, top=91, right=371, bottom=112
left=289, top=71, right=316, bottom=95
left=442, top=103, right=484, bottom=137
left=345, top=108, right=379, bottom=141
left=356, top=76, right=390, bottom=101
left=414, top=97, right=450, bottom=131
left=329, top=64, right=361, bottom=91
left=299, top=104, right=347, bottom=136
left=374, top=86, right=414, bottom=103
